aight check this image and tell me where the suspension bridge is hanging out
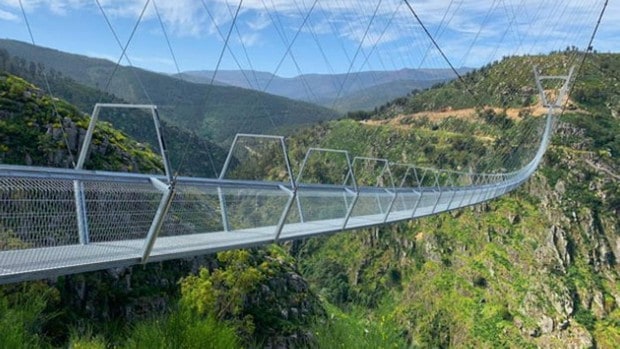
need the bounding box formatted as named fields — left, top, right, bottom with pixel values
left=0, top=67, right=573, bottom=284
left=0, top=0, right=608, bottom=285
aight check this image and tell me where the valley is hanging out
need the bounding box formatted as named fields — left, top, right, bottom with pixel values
left=0, top=49, right=618, bottom=347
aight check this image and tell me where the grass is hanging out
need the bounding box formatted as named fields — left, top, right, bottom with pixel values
left=311, top=303, right=407, bottom=349
left=123, top=307, right=240, bottom=349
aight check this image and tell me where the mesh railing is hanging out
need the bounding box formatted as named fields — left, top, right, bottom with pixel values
left=0, top=66, right=572, bottom=283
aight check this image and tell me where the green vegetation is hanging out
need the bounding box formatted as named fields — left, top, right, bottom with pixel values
left=0, top=48, right=227, bottom=177
left=285, top=52, right=619, bottom=347
left=400, top=53, right=573, bottom=113
left=0, top=40, right=340, bottom=145
left=0, top=282, right=58, bottom=349
left=123, top=309, right=240, bottom=349
left=0, top=73, right=162, bottom=172
left=311, top=303, right=407, bottom=348
left=0, top=52, right=618, bottom=347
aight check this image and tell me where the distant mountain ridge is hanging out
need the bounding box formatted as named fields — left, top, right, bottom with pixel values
left=0, top=39, right=340, bottom=145
left=178, top=67, right=470, bottom=112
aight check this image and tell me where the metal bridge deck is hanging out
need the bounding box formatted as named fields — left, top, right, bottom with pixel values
left=0, top=182, right=510, bottom=284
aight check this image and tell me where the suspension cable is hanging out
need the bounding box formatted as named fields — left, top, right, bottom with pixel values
left=262, top=0, right=318, bottom=92
left=173, top=0, right=244, bottom=180
left=402, top=0, right=480, bottom=105
left=152, top=0, right=219, bottom=178
left=560, top=0, right=608, bottom=115
left=331, top=0, right=383, bottom=110
left=17, top=0, right=77, bottom=167
left=94, top=0, right=151, bottom=99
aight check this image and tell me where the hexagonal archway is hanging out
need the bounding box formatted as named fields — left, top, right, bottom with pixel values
left=347, top=156, right=395, bottom=226
left=217, top=134, right=295, bottom=234
left=280, top=148, right=357, bottom=239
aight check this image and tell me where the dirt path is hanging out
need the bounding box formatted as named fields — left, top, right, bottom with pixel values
left=585, top=159, right=620, bottom=180
left=363, top=104, right=553, bottom=129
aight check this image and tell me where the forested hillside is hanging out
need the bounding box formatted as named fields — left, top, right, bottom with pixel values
left=0, top=73, right=162, bottom=172
left=0, top=53, right=618, bottom=348
left=285, top=52, right=619, bottom=347
left=0, top=47, right=227, bottom=177
left=0, top=39, right=340, bottom=145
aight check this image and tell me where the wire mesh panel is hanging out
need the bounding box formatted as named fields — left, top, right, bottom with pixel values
left=0, top=176, right=153, bottom=282
left=220, top=134, right=294, bottom=186
left=217, top=134, right=295, bottom=238
left=221, top=186, right=290, bottom=232
left=281, top=186, right=356, bottom=239
left=346, top=190, right=400, bottom=229
left=150, top=180, right=277, bottom=260
left=160, top=183, right=224, bottom=237
left=387, top=164, right=422, bottom=220
left=281, top=148, right=357, bottom=238
left=348, top=157, right=395, bottom=223
left=413, top=191, right=440, bottom=218
left=296, top=186, right=354, bottom=222
left=449, top=189, right=471, bottom=209
left=0, top=178, right=78, bottom=250
left=388, top=190, right=420, bottom=221
left=83, top=180, right=162, bottom=243
left=432, top=171, right=456, bottom=213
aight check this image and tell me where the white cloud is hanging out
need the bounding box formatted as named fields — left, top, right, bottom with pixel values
left=239, top=31, right=261, bottom=47
left=0, top=0, right=615, bottom=70
left=0, top=8, right=18, bottom=21
left=246, top=11, right=270, bottom=31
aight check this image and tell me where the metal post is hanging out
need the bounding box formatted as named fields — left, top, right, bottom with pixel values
left=380, top=160, right=398, bottom=222
left=141, top=185, right=175, bottom=263
left=430, top=171, right=443, bottom=214
left=445, top=173, right=458, bottom=210
left=274, top=185, right=296, bottom=242
left=218, top=186, right=230, bottom=232
left=342, top=153, right=359, bottom=229
left=456, top=174, right=470, bottom=208
left=395, top=166, right=413, bottom=213
left=152, top=107, right=173, bottom=182
left=489, top=174, right=501, bottom=200
left=219, top=134, right=240, bottom=180
left=72, top=104, right=102, bottom=245
left=479, top=175, right=492, bottom=203
left=410, top=167, right=425, bottom=218
left=342, top=192, right=359, bottom=230
left=296, top=193, right=305, bottom=223
left=274, top=135, right=296, bottom=242
left=73, top=180, right=89, bottom=245
left=76, top=104, right=102, bottom=170
left=465, top=175, right=477, bottom=207
left=383, top=189, right=398, bottom=223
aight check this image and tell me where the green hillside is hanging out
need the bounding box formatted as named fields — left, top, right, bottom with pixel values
left=284, top=52, right=619, bottom=347
left=0, top=39, right=340, bottom=145
left=0, top=47, right=228, bottom=177
left=395, top=51, right=620, bottom=121
left=330, top=78, right=442, bottom=112
left=0, top=72, right=161, bottom=172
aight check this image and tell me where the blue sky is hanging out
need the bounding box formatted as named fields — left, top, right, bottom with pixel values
left=0, top=0, right=617, bottom=77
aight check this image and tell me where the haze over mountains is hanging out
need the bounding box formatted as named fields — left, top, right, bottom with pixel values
left=179, top=67, right=469, bottom=111
left=0, top=38, right=467, bottom=125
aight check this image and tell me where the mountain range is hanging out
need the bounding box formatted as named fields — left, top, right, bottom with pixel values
left=179, top=67, right=469, bottom=111
left=0, top=39, right=339, bottom=145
